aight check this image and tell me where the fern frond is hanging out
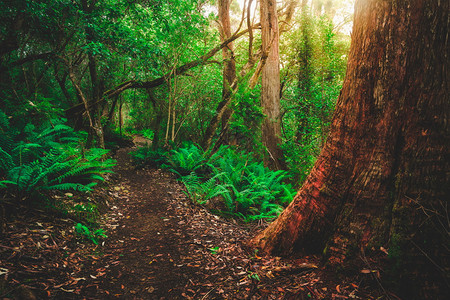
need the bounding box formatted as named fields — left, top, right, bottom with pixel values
left=45, top=183, right=92, bottom=192
left=0, top=147, right=14, bottom=173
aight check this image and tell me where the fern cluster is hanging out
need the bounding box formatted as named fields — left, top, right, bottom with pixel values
left=0, top=111, right=115, bottom=203
left=130, top=146, right=168, bottom=168
left=131, top=143, right=295, bottom=222
left=166, top=143, right=210, bottom=176
left=205, top=145, right=294, bottom=222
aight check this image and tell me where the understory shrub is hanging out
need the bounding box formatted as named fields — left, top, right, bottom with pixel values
left=0, top=111, right=116, bottom=203
left=205, top=145, right=295, bottom=222
left=130, top=146, right=168, bottom=168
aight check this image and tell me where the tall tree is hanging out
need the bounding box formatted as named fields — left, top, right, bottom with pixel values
left=202, top=0, right=236, bottom=150
left=260, top=0, right=285, bottom=170
left=251, top=0, right=448, bottom=297
left=80, top=0, right=105, bottom=148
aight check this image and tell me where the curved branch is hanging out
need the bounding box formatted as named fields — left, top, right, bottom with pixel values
left=65, top=25, right=258, bottom=115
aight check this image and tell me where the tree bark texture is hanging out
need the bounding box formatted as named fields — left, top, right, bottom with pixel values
left=202, top=0, right=236, bottom=150
left=252, top=0, right=448, bottom=296
left=260, top=0, right=286, bottom=170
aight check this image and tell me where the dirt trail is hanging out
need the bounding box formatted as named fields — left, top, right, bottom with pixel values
left=0, top=142, right=384, bottom=299
left=80, top=145, right=382, bottom=299
left=88, top=147, right=192, bottom=298
left=81, top=146, right=256, bottom=299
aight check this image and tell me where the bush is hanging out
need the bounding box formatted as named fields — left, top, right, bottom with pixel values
left=207, top=146, right=295, bottom=222
left=159, top=144, right=295, bottom=222
left=166, top=143, right=210, bottom=176
left=0, top=112, right=116, bottom=203
left=130, top=146, right=168, bottom=168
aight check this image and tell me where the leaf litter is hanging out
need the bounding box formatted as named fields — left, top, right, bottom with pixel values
left=0, top=146, right=386, bottom=299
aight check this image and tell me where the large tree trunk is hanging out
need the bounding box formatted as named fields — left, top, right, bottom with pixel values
left=251, top=0, right=448, bottom=297
left=202, top=0, right=236, bottom=150
left=260, top=0, right=286, bottom=170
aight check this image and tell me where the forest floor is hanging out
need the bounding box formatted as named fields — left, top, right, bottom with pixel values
left=0, top=139, right=388, bottom=299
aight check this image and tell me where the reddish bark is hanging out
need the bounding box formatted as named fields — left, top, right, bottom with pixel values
left=251, top=0, right=448, bottom=297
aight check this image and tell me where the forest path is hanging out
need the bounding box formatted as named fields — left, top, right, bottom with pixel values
left=88, top=146, right=193, bottom=298
left=81, top=143, right=259, bottom=299
left=80, top=142, right=381, bottom=299
left=0, top=141, right=382, bottom=299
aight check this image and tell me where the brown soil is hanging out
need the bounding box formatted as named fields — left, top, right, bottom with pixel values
left=0, top=143, right=388, bottom=299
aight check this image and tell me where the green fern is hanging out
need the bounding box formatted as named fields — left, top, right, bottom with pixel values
left=0, top=147, right=14, bottom=173
left=181, top=172, right=230, bottom=205
left=163, top=143, right=295, bottom=222
left=0, top=112, right=116, bottom=202
left=130, top=146, right=168, bottom=168
left=167, top=144, right=209, bottom=176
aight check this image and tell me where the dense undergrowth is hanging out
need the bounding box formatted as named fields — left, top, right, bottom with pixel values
left=0, top=110, right=115, bottom=243
left=131, top=143, right=295, bottom=222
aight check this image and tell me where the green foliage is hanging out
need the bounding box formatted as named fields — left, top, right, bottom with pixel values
left=130, top=146, right=168, bottom=168
left=181, top=172, right=229, bottom=205
left=74, top=223, right=107, bottom=245
left=144, top=144, right=295, bottom=222
left=247, top=271, right=260, bottom=281
left=141, top=129, right=154, bottom=140
left=208, top=246, right=220, bottom=255
left=280, top=11, right=350, bottom=185
left=228, top=87, right=265, bottom=154
left=72, top=202, right=101, bottom=226
left=0, top=112, right=115, bottom=203
left=166, top=143, right=210, bottom=176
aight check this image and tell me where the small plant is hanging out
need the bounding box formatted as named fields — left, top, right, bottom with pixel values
left=141, top=128, right=154, bottom=140
left=160, top=144, right=295, bottom=222
left=74, top=223, right=107, bottom=245
left=247, top=271, right=260, bottom=281
left=181, top=172, right=230, bottom=205
left=72, top=202, right=101, bottom=225
left=208, top=246, right=220, bottom=255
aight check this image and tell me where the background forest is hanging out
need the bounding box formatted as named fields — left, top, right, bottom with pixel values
left=0, top=0, right=351, bottom=222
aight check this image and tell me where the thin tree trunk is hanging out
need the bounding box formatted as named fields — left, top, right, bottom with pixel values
left=251, top=1, right=448, bottom=297
left=260, top=0, right=286, bottom=170
left=118, top=99, right=123, bottom=136
left=202, top=0, right=236, bottom=150
left=81, top=0, right=105, bottom=149
left=165, top=97, right=171, bottom=145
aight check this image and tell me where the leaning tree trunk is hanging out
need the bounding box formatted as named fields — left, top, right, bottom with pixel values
left=260, top=0, right=286, bottom=170
left=202, top=0, right=236, bottom=150
left=251, top=0, right=448, bottom=297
